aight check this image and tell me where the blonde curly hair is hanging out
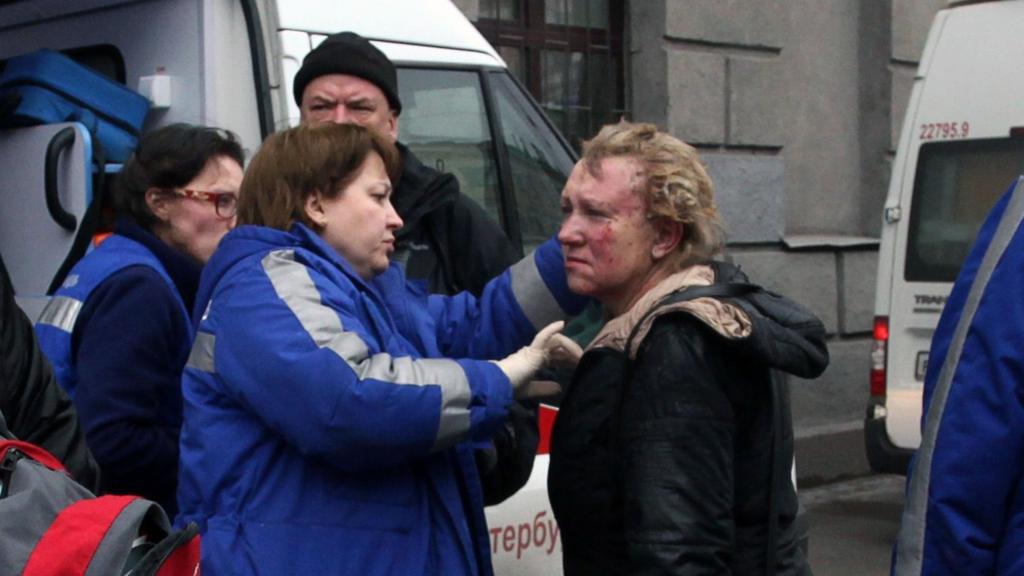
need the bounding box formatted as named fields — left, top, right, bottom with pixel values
left=581, top=121, right=725, bottom=267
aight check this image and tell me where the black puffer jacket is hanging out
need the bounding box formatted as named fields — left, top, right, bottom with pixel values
left=0, top=254, right=99, bottom=491
left=549, top=262, right=828, bottom=575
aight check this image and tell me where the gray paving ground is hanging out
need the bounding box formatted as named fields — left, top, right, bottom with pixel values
left=802, top=474, right=905, bottom=576
left=796, top=424, right=872, bottom=488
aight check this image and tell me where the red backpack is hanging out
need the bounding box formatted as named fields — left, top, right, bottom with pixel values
left=0, top=439, right=200, bottom=575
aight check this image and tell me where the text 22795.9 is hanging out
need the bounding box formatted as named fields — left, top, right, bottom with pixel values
left=919, top=121, right=969, bottom=140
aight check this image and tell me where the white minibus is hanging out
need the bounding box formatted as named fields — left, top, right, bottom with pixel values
left=866, top=0, right=1024, bottom=474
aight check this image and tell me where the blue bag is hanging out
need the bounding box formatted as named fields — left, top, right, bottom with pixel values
left=0, top=49, right=149, bottom=162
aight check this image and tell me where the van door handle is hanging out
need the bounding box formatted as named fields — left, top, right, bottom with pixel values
left=44, top=127, right=79, bottom=232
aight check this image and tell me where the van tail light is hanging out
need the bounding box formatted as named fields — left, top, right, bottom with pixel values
left=1011, top=126, right=1024, bottom=139
left=870, top=316, right=889, bottom=396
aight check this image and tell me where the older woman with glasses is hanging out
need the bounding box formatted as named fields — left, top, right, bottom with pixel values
left=35, top=123, right=243, bottom=515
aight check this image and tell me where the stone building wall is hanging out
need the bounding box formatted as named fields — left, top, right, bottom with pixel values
left=455, top=0, right=950, bottom=432
left=626, top=0, right=947, bottom=431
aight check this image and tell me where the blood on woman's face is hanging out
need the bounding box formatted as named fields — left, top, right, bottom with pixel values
left=557, top=157, right=660, bottom=314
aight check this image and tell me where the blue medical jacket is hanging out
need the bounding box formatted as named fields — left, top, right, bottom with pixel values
left=176, top=223, right=583, bottom=575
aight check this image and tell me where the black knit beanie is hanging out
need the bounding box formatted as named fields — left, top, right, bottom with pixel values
left=292, top=32, right=402, bottom=114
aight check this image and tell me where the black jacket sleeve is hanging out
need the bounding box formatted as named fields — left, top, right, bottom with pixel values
left=430, top=181, right=534, bottom=504
left=443, top=192, right=521, bottom=297
left=619, top=315, right=745, bottom=575
left=476, top=400, right=540, bottom=505
left=0, top=255, right=100, bottom=491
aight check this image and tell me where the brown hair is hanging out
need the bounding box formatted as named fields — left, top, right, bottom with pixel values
left=581, top=121, right=725, bottom=266
left=236, top=123, right=400, bottom=230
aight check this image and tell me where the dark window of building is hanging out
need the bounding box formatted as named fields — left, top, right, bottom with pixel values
left=474, top=0, right=627, bottom=150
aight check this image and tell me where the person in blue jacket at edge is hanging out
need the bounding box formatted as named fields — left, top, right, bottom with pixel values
left=892, top=175, right=1024, bottom=576
left=175, top=122, right=587, bottom=575
left=34, top=124, right=244, bottom=516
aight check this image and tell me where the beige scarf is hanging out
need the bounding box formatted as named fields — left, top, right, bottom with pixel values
left=586, top=264, right=753, bottom=359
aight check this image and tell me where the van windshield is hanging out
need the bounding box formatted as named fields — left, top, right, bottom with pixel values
left=905, top=138, right=1024, bottom=282
left=397, top=68, right=501, bottom=220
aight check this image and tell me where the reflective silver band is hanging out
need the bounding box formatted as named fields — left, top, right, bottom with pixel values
left=356, top=354, right=471, bottom=451
left=36, top=296, right=84, bottom=333
left=261, top=250, right=471, bottom=450
left=187, top=331, right=216, bottom=373
left=509, top=249, right=563, bottom=330
left=262, top=250, right=370, bottom=362
left=895, top=177, right=1024, bottom=575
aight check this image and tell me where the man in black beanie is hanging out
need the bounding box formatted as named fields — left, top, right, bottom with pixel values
left=294, top=31, right=521, bottom=298
left=294, top=31, right=539, bottom=510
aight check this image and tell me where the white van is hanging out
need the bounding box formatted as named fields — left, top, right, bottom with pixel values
left=0, top=1, right=574, bottom=573
left=866, top=0, right=1024, bottom=474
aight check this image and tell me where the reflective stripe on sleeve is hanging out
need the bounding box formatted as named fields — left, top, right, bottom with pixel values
left=894, top=176, right=1024, bottom=575
left=36, top=296, right=84, bottom=333
left=509, top=249, right=563, bottom=331
left=356, top=354, right=471, bottom=452
left=261, top=249, right=471, bottom=450
left=262, top=250, right=370, bottom=362
left=186, top=331, right=216, bottom=373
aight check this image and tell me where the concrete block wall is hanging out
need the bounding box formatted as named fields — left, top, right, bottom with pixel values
left=454, top=0, right=948, bottom=435
left=627, top=0, right=945, bottom=433
left=632, top=1, right=867, bottom=236
left=725, top=247, right=878, bottom=429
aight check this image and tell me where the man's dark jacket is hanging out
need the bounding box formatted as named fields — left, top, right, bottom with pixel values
left=392, top=144, right=533, bottom=504
left=392, top=143, right=521, bottom=297
left=549, top=262, right=828, bottom=575
left=0, top=253, right=99, bottom=490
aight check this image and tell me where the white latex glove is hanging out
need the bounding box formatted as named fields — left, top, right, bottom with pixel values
left=546, top=333, right=583, bottom=369
left=515, top=334, right=584, bottom=400
left=493, top=321, right=566, bottom=397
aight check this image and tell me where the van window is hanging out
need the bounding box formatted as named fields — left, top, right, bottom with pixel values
left=62, top=45, right=126, bottom=83
left=905, top=138, right=1024, bottom=282
left=396, top=68, right=501, bottom=220
left=490, top=71, right=575, bottom=252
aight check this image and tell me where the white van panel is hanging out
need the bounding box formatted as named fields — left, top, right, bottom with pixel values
left=277, top=30, right=314, bottom=128
left=275, top=0, right=501, bottom=62
left=0, top=124, right=92, bottom=321
left=887, top=0, right=1024, bottom=376
left=369, top=42, right=503, bottom=68
left=0, top=1, right=203, bottom=130
left=200, top=0, right=263, bottom=153
left=908, top=6, right=1024, bottom=135
left=486, top=456, right=563, bottom=573
left=0, top=0, right=262, bottom=154
left=887, top=390, right=923, bottom=448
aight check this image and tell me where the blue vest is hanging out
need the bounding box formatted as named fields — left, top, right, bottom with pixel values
left=35, top=234, right=191, bottom=399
